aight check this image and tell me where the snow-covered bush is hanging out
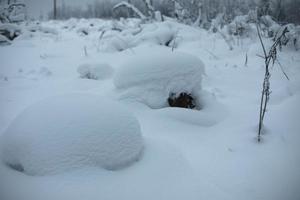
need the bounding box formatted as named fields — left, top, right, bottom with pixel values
left=100, top=34, right=133, bottom=52
left=77, top=63, right=114, bottom=80
left=275, top=24, right=300, bottom=51
left=0, top=0, right=26, bottom=23
left=260, top=15, right=281, bottom=38
left=0, top=94, right=144, bottom=176
left=99, top=22, right=176, bottom=52
left=133, top=22, right=176, bottom=46
left=38, top=26, right=59, bottom=35
left=77, top=27, right=89, bottom=36
left=114, top=48, right=205, bottom=109
left=0, top=34, right=11, bottom=45
left=226, top=15, right=255, bottom=38
left=0, top=23, right=21, bottom=40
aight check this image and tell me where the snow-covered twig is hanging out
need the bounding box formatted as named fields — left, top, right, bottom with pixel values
left=84, top=46, right=88, bottom=57
left=113, top=1, right=146, bottom=20
left=218, top=29, right=234, bottom=50
left=256, top=24, right=289, bottom=142
left=143, top=0, right=155, bottom=18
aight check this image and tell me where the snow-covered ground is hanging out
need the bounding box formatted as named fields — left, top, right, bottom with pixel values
left=0, top=18, right=300, bottom=200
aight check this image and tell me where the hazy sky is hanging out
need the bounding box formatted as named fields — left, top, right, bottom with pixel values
left=26, top=0, right=96, bottom=18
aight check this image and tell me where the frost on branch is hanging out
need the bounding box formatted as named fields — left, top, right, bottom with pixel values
left=113, top=1, right=146, bottom=20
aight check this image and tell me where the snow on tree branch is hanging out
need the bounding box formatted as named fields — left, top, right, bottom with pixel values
left=143, top=0, right=155, bottom=18
left=113, top=1, right=146, bottom=20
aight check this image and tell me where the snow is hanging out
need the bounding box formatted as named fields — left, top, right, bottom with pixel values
left=0, top=23, right=21, bottom=34
left=0, top=18, right=299, bottom=200
left=0, top=23, right=21, bottom=39
left=98, top=22, right=176, bottom=52
left=1, top=94, right=144, bottom=176
left=114, top=48, right=205, bottom=108
left=77, top=63, right=114, bottom=80
left=113, top=1, right=146, bottom=20
left=9, top=13, right=25, bottom=23
left=134, top=22, right=176, bottom=46
left=0, top=34, right=11, bottom=45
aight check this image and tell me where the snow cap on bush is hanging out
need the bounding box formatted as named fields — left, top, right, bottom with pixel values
left=1, top=94, right=144, bottom=176
left=114, top=48, right=205, bottom=108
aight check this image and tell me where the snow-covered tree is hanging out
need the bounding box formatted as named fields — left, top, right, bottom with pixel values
left=0, top=0, right=26, bottom=23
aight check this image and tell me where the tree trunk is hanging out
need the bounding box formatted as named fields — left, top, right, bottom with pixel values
left=53, top=0, right=57, bottom=20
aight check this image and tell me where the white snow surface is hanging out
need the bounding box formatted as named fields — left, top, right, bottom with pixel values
left=0, top=19, right=299, bottom=200
left=114, top=48, right=205, bottom=108
left=77, top=63, right=114, bottom=80
left=1, top=94, right=143, bottom=175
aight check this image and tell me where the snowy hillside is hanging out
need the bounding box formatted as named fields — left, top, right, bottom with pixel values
left=0, top=18, right=300, bottom=200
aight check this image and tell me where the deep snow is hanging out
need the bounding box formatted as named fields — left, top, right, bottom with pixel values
left=0, top=18, right=299, bottom=200
left=1, top=94, right=143, bottom=175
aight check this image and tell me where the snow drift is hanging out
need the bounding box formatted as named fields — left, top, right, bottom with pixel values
left=114, top=49, right=205, bottom=109
left=1, top=94, right=144, bottom=176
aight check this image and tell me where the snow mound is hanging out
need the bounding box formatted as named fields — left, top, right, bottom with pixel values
left=114, top=49, right=205, bottom=108
left=98, top=22, right=176, bottom=52
left=77, top=63, right=114, bottom=80
left=1, top=94, right=144, bottom=176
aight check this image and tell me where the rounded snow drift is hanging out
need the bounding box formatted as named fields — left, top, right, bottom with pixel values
left=114, top=49, right=205, bottom=109
left=1, top=94, right=143, bottom=176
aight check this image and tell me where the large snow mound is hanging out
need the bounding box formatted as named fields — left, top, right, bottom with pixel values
left=1, top=94, right=143, bottom=176
left=114, top=49, right=205, bottom=108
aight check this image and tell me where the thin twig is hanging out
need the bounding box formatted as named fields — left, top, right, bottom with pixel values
left=256, top=25, right=289, bottom=142
left=276, top=59, right=290, bottom=80
left=256, top=24, right=267, bottom=58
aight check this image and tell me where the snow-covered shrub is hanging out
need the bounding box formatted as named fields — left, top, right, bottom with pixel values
left=260, top=15, right=281, bottom=38
left=0, top=34, right=11, bottom=45
left=114, top=48, right=205, bottom=109
left=77, top=27, right=89, bottom=36
left=210, top=13, right=225, bottom=33
left=25, top=67, right=52, bottom=79
left=99, top=22, right=177, bottom=52
left=100, top=35, right=133, bottom=52
left=22, top=24, right=58, bottom=35
left=38, top=26, right=59, bottom=35
left=133, top=22, right=176, bottom=47
left=0, top=0, right=25, bottom=23
left=226, top=15, right=255, bottom=38
left=274, top=24, right=300, bottom=51
left=168, top=92, right=196, bottom=109
left=0, top=94, right=144, bottom=175
left=77, top=63, right=114, bottom=80
left=0, top=23, right=21, bottom=40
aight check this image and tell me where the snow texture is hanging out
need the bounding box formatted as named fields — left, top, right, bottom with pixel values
left=98, top=22, right=176, bottom=52
left=0, top=18, right=299, bottom=200
left=1, top=94, right=143, bottom=176
left=77, top=63, right=114, bottom=80
left=114, top=48, right=205, bottom=108
left=0, top=34, right=10, bottom=45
